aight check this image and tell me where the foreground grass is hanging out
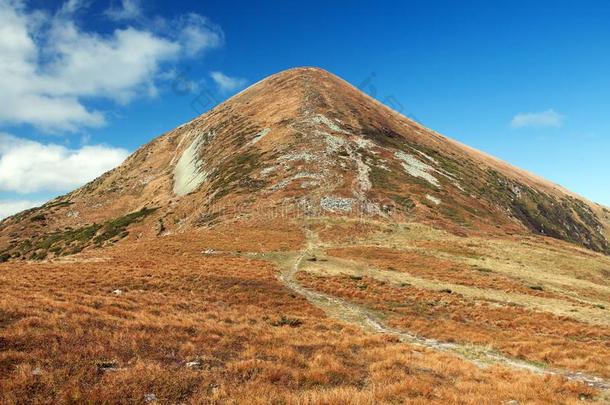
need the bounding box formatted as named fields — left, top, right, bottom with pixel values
left=0, top=221, right=605, bottom=403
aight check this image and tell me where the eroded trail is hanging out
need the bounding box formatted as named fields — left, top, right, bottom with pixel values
left=277, top=229, right=610, bottom=392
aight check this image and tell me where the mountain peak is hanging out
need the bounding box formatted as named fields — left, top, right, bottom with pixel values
left=261, top=66, right=343, bottom=84
left=1, top=68, right=609, bottom=260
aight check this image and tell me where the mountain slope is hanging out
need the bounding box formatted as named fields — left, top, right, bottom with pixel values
left=1, top=67, right=609, bottom=261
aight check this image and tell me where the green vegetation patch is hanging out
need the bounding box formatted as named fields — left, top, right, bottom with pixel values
left=208, top=151, right=267, bottom=201
left=92, top=207, right=157, bottom=244
left=1, top=207, right=157, bottom=261
left=482, top=170, right=610, bottom=255
left=389, top=194, right=415, bottom=211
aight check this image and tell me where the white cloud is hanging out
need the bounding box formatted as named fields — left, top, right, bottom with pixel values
left=0, top=199, right=44, bottom=220
left=0, top=0, right=224, bottom=132
left=0, top=133, right=129, bottom=193
left=105, top=0, right=142, bottom=21
left=59, top=0, right=86, bottom=15
left=210, top=71, right=247, bottom=93
left=510, top=109, right=564, bottom=128
left=177, top=13, right=224, bottom=57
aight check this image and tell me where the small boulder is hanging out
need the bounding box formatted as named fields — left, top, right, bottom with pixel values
left=144, top=393, right=157, bottom=402
left=186, top=360, right=202, bottom=370
left=96, top=360, right=119, bottom=372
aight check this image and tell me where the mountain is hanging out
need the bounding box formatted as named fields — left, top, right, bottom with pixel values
left=1, top=67, right=609, bottom=261
left=2, top=68, right=610, bottom=403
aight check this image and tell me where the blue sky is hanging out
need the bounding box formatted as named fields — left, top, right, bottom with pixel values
left=1, top=0, right=609, bottom=218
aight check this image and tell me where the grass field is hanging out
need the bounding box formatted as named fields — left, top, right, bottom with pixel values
left=0, top=218, right=608, bottom=403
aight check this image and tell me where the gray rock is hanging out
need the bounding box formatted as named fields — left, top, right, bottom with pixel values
left=320, top=196, right=355, bottom=213
left=96, top=360, right=119, bottom=372
left=186, top=360, right=202, bottom=369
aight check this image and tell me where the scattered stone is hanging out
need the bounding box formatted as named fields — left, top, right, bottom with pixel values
left=270, top=172, right=322, bottom=192
left=260, top=166, right=276, bottom=177
left=202, top=249, right=217, bottom=255
left=409, top=146, right=438, bottom=164
left=186, top=359, right=203, bottom=370
left=96, top=360, right=119, bottom=372
left=320, top=196, right=355, bottom=213
left=31, top=367, right=42, bottom=376
left=354, top=137, right=376, bottom=150
left=112, top=289, right=123, bottom=296
left=144, top=393, right=157, bottom=402
left=309, top=114, right=349, bottom=134
left=506, top=401, right=520, bottom=405
left=280, top=151, right=318, bottom=163
left=321, top=131, right=347, bottom=154
left=394, top=151, right=440, bottom=187
left=248, top=128, right=271, bottom=146
left=426, top=194, right=442, bottom=205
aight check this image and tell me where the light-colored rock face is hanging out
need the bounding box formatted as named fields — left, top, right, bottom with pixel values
left=394, top=151, right=440, bottom=187
left=426, top=194, right=442, bottom=205
left=248, top=128, right=271, bottom=146
left=173, top=134, right=209, bottom=196
left=308, top=114, right=349, bottom=134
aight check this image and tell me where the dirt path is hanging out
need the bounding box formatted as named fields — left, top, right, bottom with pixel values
left=276, top=229, right=610, bottom=392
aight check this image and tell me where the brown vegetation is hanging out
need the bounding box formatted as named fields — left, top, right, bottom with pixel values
left=297, top=272, right=610, bottom=378
left=327, top=246, right=568, bottom=299
left=0, top=228, right=602, bottom=404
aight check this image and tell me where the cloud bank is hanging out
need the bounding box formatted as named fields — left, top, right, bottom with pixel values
left=0, top=0, right=224, bottom=132
left=0, top=133, right=129, bottom=194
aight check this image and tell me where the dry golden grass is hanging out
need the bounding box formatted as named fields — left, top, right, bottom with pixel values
left=312, top=220, right=384, bottom=245
left=295, top=218, right=610, bottom=381
left=0, top=226, right=602, bottom=404
left=326, top=246, right=568, bottom=299
left=297, top=272, right=610, bottom=378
